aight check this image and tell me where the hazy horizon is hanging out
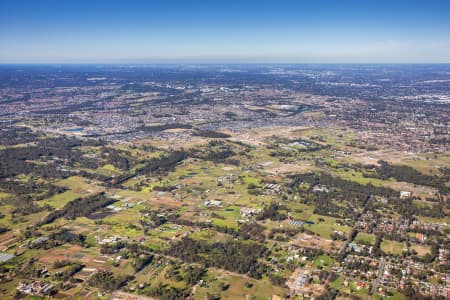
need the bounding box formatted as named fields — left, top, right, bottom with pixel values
left=1, top=0, right=450, bottom=63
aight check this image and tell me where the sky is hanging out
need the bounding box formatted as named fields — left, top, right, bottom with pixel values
left=1, top=0, right=450, bottom=63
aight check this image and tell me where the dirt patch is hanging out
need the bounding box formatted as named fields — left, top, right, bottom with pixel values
left=39, top=245, right=88, bottom=264
left=149, top=196, right=183, bottom=207
left=411, top=244, right=431, bottom=256
left=0, top=232, right=17, bottom=250
left=231, top=126, right=311, bottom=146
left=351, top=150, right=420, bottom=165
left=293, top=233, right=340, bottom=252
left=386, top=181, right=438, bottom=200
left=183, top=178, right=197, bottom=185
left=265, top=162, right=315, bottom=175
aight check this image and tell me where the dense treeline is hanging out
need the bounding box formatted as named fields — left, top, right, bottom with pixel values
left=0, top=226, right=9, bottom=234
left=100, top=241, right=126, bottom=254
left=138, top=123, right=192, bottom=132
left=0, top=126, right=42, bottom=145
left=366, top=160, right=448, bottom=194
left=289, top=173, right=397, bottom=219
left=238, top=222, right=266, bottom=242
left=8, top=196, right=47, bottom=216
left=292, top=172, right=446, bottom=218
left=49, top=229, right=86, bottom=245
left=53, top=262, right=84, bottom=282
left=388, top=197, right=446, bottom=218
left=189, top=140, right=239, bottom=165
left=135, top=151, right=186, bottom=176
left=192, top=130, right=231, bottom=138
left=29, top=229, right=86, bottom=250
left=0, top=136, right=103, bottom=179
left=99, top=242, right=205, bottom=299
left=316, top=287, right=339, bottom=300
left=112, top=151, right=187, bottom=186
left=144, top=283, right=190, bottom=300
left=133, top=254, right=153, bottom=272
left=183, top=265, right=206, bottom=285
left=0, top=179, right=67, bottom=217
left=166, top=237, right=269, bottom=279
left=0, top=135, right=136, bottom=188
left=256, top=203, right=288, bottom=221
left=39, top=192, right=115, bottom=225
left=87, top=271, right=132, bottom=292
left=100, top=147, right=132, bottom=170
left=6, top=182, right=66, bottom=200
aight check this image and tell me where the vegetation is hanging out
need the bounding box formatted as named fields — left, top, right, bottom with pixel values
left=0, top=107, right=447, bottom=300
left=193, top=129, right=231, bottom=138
left=167, top=237, right=269, bottom=279
left=87, top=271, right=132, bottom=291
left=367, top=160, right=449, bottom=194
left=39, top=192, right=116, bottom=225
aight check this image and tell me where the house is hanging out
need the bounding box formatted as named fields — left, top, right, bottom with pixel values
left=416, top=233, right=427, bottom=242
left=400, top=191, right=412, bottom=199
left=17, top=282, right=54, bottom=296
left=240, top=207, right=261, bottom=217
left=313, top=185, right=329, bottom=193
left=204, top=200, right=222, bottom=207
left=30, top=237, right=49, bottom=248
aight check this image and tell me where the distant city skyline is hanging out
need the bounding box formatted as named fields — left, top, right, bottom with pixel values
left=1, top=0, right=450, bottom=63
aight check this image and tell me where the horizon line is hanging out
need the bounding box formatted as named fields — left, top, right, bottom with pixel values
left=1, top=61, right=450, bottom=65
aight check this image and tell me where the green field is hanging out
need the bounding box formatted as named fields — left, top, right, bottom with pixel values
left=355, top=232, right=376, bottom=245
left=312, top=254, right=335, bottom=271
left=194, top=269, right=285, bottom=300
left=381, top=240, right=407, bottom=256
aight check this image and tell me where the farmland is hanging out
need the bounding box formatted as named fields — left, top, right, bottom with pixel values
left=0, top=64, right=449, bottom=299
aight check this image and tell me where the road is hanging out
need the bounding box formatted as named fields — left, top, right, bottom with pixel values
left=338, top=194, right=373, bottom=255
left=370, top=257, right=385, bottom=300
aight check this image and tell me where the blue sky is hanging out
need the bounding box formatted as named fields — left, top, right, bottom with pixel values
left=1, top=0, right=450, bottom=63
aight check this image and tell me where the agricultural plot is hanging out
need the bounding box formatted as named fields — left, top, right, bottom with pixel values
left=0, top=116, right=447, bottom=300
